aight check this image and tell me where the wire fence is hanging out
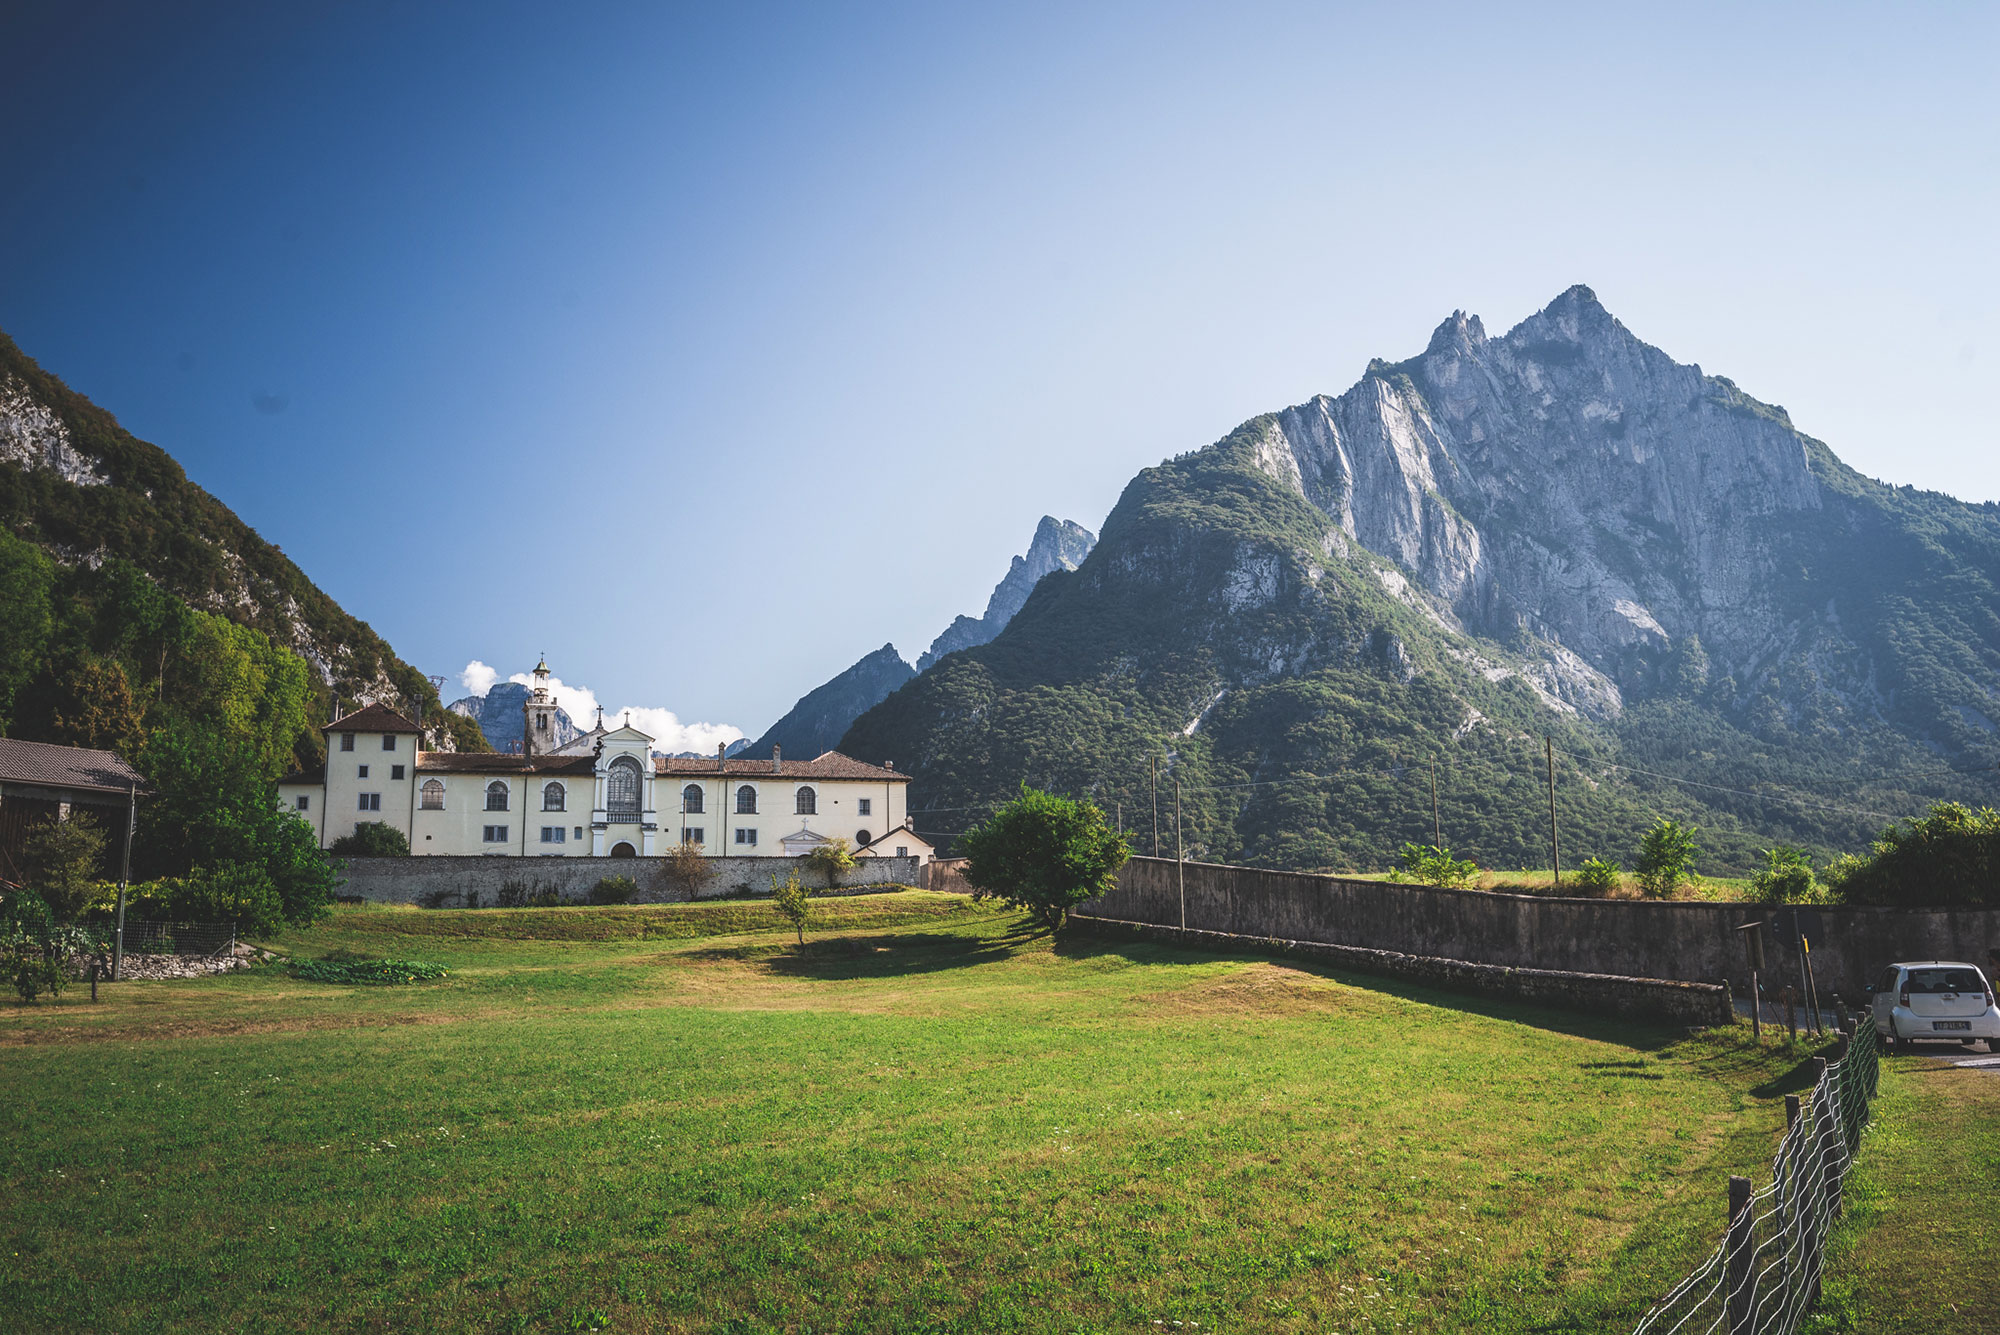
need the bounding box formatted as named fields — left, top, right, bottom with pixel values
left=1632, top=1017, right=1880, bottom=1335
left=117, top=918, right=237, bottom=958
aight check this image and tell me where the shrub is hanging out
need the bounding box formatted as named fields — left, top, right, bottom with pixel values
left=588, top=875, right=640, bottom=906
left=1635, top=819, right=1701, bottom=898
left=1388, top=843, right=1480, bottom=890
left=771, top=870, right=812, bottom=944
left=959, top=784, right=1129, bottom=929
left=1750, top=846, right=1823, bottom=904
left=803, top=838, right=856, bottom=889
left=24, top=817, right=107, bottom=921
left=289, top=957, right=448, bottom=985
left=1823, top=802, right=2000, bottom=906
left=495, top=878, right=569, bottom=908
left=655, top=840, right=715, bottom=901
left=4, top=931, right=66, bottom=1003
left=1573, top=858, right=1621, bottom=895
left=328, top=822, right=411, bottom=857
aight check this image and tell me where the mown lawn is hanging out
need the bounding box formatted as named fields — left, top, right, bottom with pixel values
left=1, top=892, right=1846, bottom=1333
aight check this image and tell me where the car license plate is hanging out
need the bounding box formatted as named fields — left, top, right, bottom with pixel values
left=1933, top=1021, right=1972, bottom=1031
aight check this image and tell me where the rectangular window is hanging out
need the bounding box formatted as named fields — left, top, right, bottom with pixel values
left=340, top=732, right=355, bottom=752
left=295, top=795, right=310, bottom=811
left=357, top=765, right=370, bottom=779
left=540, top=826, right=565, bottom=844
left=573, top=826, right=583, bottom=840
left=683, top=827, right=704, bottom=845
left=357, top=793, right=381, bottom=812
left=391, top=764, right=405, bottom=780
left=896, top=846, right=908, bottom=858
left=734, top=827, right=757, bottom=846
left=383, top=734, right=396, bottom=751
left=482, top=825, right=508, bottom=843
left=858, top=798, right=872, bottom=816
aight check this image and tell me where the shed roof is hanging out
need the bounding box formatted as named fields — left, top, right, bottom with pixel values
left=0, top=737, right=147, bottom=796
left=416, top=753, right=598, bottom=776
left=654, top=751, right=907, bottom=781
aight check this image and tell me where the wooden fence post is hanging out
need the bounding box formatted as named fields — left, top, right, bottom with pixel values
left=1726, top=1174, right=1755, bottom=1335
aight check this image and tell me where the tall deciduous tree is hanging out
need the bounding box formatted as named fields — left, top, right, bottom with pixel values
left=959, top=785, right=1128, bottom=929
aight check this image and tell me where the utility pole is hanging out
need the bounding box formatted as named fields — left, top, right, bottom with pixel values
left=1174, top=773, right=1185, bottom=930
left=1150, top=755, right=1159, bottom=858
left=1545, top=736, right=1561, bottom=889
left=114, top=779, right=135, bottom=981
left=1429, top=759, right=1442, bottom=851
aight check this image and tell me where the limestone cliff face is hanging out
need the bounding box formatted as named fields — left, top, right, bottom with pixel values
left=1253, top=286, right=1834, bottom=700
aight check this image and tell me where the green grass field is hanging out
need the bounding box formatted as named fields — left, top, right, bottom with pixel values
left=0, top=892, right=1972, bottom=1333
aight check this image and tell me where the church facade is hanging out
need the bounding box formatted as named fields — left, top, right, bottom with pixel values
left=278, top=662, right=926, bottom=862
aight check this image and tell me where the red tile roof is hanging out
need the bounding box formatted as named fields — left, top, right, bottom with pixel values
left=0, top=737, right=147, bottom=795
left=655, top=751, right=908, bottom=781
left=324, top=702, right=422, bottom=734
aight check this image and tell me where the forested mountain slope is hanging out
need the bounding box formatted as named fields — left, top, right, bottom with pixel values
left=0, top=330, right=481, bottom=764
left=841, top=288, right=2000, bottom=873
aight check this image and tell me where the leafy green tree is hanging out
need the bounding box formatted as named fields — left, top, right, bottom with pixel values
left=0, top=530, right=53, bottom=735
left=47, top=653, right=144, bottom=754
left=328, top=822, right=410, bottom=857
left=23, top=818, right=106, bottom=922
left=1750, top=845, right=1821, bottom=904
left=770, top=869, right=813, bottom=944
left=803, top=837, right=855, bottom=888
left=1387, top=843, right=1479, bottom=890
left=959, top=785, right=1129, bottom=929
left=1823, top=803, right=2000, bottom=907
left=1635, top=819, right=1701, bottom=898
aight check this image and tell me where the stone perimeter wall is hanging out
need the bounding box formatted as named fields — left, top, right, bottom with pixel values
left=1071, top=917, right=1732, bottom=1027
left=1082, top=857, right=2000, bottom=998
left=338, top=855, right=921, bottom=906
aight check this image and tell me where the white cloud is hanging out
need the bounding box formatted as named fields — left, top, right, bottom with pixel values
left=500, top=669, right=744, bottom=755
left=459, top=660, right=499, bottom=697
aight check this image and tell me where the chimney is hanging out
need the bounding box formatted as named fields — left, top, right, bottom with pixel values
left=716, top=742, right=726, bottom=772
left=772, top=744, right=782, bottom=774
left=885, top=760, right=895, bottom=770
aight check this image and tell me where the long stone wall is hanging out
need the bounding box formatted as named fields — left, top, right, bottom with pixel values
left=1081, top=857, right=2000, bottom=998
left=337, top=854, right=921, bottom=906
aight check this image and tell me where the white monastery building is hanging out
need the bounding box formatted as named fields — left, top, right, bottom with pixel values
left=279, top=661, right=931, bottom=864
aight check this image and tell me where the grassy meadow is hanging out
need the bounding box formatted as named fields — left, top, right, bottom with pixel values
left=0, top=891, right=1943, bottom=1333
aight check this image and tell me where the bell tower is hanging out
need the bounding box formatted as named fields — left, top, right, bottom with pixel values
left=523, top=655, right=559, bottom=757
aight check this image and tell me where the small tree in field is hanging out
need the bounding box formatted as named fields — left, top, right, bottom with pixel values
left=771, top=870, right=812, bottom=945
left=656, top=840, right=715, bottom=901
left=803, top=837, right=855, bottom=889
left=959, top=785, right=1129, bottom=929
left=1387, top=843, right=1479, bottom=890
left=1635, top=819, right=1700, bottom=898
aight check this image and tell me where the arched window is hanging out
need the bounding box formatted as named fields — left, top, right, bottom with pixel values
left=855, top=829, right=872, bottom=848
left=485, top=781, right=509, bottom=811
left=542, top=781, right=565, bottom=812
left=736, top=784, right=758, bottom=814
left=607, top=756, right=642, bottom=820
left=795, top=786, right=817, bottom=815
left=682, top=784, right=704, bottom=814
left=420, top=779, right=445, bottom=810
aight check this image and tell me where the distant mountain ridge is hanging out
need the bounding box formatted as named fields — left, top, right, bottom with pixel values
left=744, top=516, right=1098, bottom=759
left=841, top=287, right=2000, bottom=873
left=448, top=681, right=583, bottom=754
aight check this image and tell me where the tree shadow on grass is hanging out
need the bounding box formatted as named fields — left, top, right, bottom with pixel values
left=1047, top=928, right=1695, bottom=1051
left=690, top=922, right=1052, bottom=981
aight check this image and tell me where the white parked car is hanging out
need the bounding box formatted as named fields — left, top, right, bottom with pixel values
left=1869, top=961, right=2000, bottom=1053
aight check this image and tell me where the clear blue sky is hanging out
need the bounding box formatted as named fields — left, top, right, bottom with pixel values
left=3, top=1, right=1995, bottom=741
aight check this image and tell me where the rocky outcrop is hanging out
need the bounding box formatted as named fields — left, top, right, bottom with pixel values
left=918, top=516, right=1097, bottom=669
left=0, top=375, right=107, bottom=486
left=449, top=682, right=582, bottom=754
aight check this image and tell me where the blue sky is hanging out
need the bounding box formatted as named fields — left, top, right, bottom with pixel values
left=3, top=1, right=1995, bottom=741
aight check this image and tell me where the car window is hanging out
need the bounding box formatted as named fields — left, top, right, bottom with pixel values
left=1879, top=967, right=1902, bottom=993
left=1905, top=968, right=1983, bottom=993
